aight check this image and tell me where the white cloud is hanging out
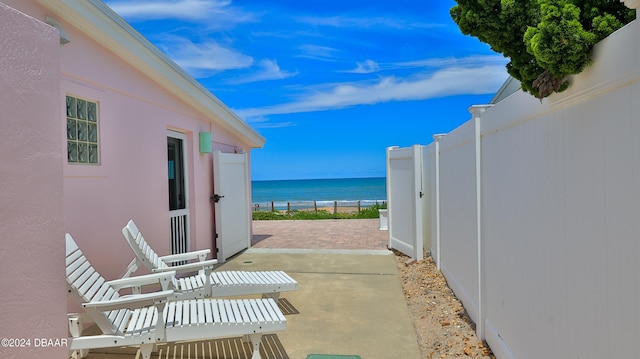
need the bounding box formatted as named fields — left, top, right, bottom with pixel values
left=235, top=63, right=509, bottom=119
left=245, top=116, right=296, bottom=129
left=296, top=14, right=442, bottom=30
left=344, top=59, right=380, bottom=74
left=106, top=0, right=254, bottom=26
left=229, top=59, right=298, bottom=84
left=159, top=37, right=253, bottom=76
left=296, top=44, right=340, bottom=61
left=393, top=55, right=508, bottom=69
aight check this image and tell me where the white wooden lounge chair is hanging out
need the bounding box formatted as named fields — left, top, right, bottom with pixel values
left=121, top=219, right=298, bottom=300
left=66, top=234, right=286, bottom=359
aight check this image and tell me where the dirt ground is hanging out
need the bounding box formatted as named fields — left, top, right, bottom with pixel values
left=393, top=250, right=496, bottom=359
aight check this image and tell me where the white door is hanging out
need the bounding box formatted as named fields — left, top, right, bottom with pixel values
left=386, top=145, right=424, bottom=260
left=213, top=151, right=251, bottom=262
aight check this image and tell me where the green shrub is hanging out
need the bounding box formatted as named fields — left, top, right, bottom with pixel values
left=251, top=211, right=284, bottom=220
left=354, top=201, right=387, bottom=219
left=252, top=201, right=387, bottom=220
left=290, top=210, right=347, bottom=220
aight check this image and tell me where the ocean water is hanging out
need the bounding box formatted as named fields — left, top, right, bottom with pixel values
left=252, top=177, right=386, bottom=210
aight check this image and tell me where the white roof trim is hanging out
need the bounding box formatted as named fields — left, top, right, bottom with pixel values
left=36, top=0, right=265, bottom=148
left=490, top=76, right=521, bottom=104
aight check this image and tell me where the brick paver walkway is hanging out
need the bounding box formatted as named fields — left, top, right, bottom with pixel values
left=251, top=219, right=388, bottom=250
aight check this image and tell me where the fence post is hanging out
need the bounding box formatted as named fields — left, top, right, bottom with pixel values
left=357, top=200, right=361, bottom=212
left=333, top=201, right=337, bottom=214
left=314, top=200, right=317, bottom=213
left=470, top=104, right=491, bottom=340
left=432, top=134, right=446, bottom=270
left=271, top=201, right=274, bottom=212
left=287, top=202, right=290, bottom=213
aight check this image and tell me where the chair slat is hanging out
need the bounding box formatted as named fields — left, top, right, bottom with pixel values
left=85, top=276, right=106, bottom=300
left=204, top=298, right=213, bottom=323
left=110, top=309, right=128, bottom=334
left=197, top=299, right=205, bottom=324
left=67, top=261, right=91, bottom=286
left=217, top=300, right=227, bottom=323
left=190, top=300, right=198, bottom=325
left=166, top=301, right=177, bottom=327
left=182, top=299, right=191, bottom=325
left=72, top=265, right=97, bottom=294
left=115, top=310, right=133, bottom=335
left=91, top=282, right=111, bottom=302
left=237, top=299, right=250, bottom=323
left=174, top=300, right=183, bottom=327
left=141, top=307, right=156, bottom=334
left=78, top=272, right=101, bottom=297
left=264, top=298, right=285, bottom=322
left=65, top=249, right=84, bottom=272
left=126, top=308, right=142, bottom=335
left=243, top=299, right=259, bottom=323
left=147, top=307, right=158, bottom=334
left=243, top=272, right=266, bottom=285
left=250, top=300, right=266, bottom=323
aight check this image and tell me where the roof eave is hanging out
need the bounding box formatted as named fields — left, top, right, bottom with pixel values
left=37, top=0, right=265, bottom=148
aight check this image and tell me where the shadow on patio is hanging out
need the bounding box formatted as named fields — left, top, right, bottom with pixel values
left=82, top=219, right=419, bottom=359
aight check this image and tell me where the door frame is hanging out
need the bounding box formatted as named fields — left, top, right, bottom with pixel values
left=167, top=130, right=190, bottom=254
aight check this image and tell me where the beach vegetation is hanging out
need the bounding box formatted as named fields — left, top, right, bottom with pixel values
left=252, top=202, right=387, bottom=220
left=450, top=0, right=634, bottom=99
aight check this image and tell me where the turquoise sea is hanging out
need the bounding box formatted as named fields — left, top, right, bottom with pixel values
left=252, top=177, right=386, bottom=210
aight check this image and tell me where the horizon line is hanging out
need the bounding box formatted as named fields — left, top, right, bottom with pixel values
left=252, top=175, right=386, bottom=182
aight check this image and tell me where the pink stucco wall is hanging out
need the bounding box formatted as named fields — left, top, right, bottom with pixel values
left=58, top=23, right=252, bottom=280
left=3, top=0, right=256, bottom=282
left=0, top=3, right=67, bottom=358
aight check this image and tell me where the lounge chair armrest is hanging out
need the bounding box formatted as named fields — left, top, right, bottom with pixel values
left=82, top=290, right=174, bottom=312
left=152, top=259, right=217, bottom=274
left=82, top=290, right=173, bottom=311
left=159, top=249, right=212, bottom=263
left=105, top=271, right=176, bottom=290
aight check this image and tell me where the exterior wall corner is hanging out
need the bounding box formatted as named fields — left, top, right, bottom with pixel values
left=0, top=3, right=67, bottom=358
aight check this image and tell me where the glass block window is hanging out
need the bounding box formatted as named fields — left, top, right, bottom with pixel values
left=66, top=95, right=99, bottom=164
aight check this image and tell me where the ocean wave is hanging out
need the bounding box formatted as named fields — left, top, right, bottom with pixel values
left=251, top=177, right=387, bottom=205
left=252, top=199, right=386, bottom=211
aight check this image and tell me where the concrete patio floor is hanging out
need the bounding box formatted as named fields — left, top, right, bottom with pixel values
left=83, top=219, right=421, bottom=359
left=220, top=250, right=421, bottom=359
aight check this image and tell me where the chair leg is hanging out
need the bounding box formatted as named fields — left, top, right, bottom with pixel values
left=139, top=343, right=154, bottom=359
left=262, top=292, right=280, bottom=301
left=70, top=349, right=89, bottom=359
left=249, top=334, right=263, bottom=359
left=68, top=316, right=89, bottom=359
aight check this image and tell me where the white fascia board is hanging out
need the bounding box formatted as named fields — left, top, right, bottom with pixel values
left=37, top=0, right=265, bottom=148
left=489, top=76, right=521, bottom=104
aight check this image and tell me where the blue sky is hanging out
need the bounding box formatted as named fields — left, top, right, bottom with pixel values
left=105, top=0, right=509, bottom=181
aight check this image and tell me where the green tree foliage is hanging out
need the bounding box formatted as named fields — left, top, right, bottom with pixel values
left=451, top=0, right=634, bottom=99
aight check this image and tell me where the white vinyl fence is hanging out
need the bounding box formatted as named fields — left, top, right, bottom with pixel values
left=402, top=15, right=640, bottom=359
